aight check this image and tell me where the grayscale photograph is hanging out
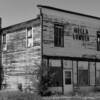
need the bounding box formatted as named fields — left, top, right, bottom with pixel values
left=0, top=0, right=100, bottom=100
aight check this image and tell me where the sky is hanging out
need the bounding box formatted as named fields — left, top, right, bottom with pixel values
left=0, top=0, right=100, bottom=27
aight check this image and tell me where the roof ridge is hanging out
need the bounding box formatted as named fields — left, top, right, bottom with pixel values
left=37, top=4, right=100, bottom=20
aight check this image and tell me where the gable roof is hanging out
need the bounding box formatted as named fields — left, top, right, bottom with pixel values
left=2, top=17, right=40, bottom=34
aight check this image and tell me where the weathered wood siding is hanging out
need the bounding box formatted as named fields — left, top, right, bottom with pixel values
left=2, top=20, right=41, bottom=90
left=0, top=18, right=3, bottom=89
left=42, top=8, right=100, bottom=58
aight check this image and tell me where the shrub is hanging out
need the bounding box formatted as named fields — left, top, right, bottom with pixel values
left=38, top=68, right=53, bottom=96
left=37, top=61, right=56, bottom=96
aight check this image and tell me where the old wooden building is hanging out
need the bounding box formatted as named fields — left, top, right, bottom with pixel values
left=38, top=5, right=100, bottom=94
left=2, top=18, right=41, bottom=91
left=2, top=5, right=100, bottom=94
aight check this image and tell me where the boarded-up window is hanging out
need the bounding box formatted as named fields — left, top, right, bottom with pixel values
left=54, top=24, right=64, bottom=47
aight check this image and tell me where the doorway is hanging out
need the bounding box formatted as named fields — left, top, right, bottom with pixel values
left=63, top=69, right=73, bottom=94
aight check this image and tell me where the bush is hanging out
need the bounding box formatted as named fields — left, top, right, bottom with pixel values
left=38, top=71, right=52, bottom=96
left=38, top=65, right=54, bottom=96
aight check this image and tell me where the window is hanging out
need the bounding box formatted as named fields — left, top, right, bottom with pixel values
left=2, top=34, right=7, bottom=51
left=96, top=70, right=100, bottom=85
left=96, top=63, right=100, bottom=85
left=54, top=24, right=64, bottom=47
left=27, top=27, right=33, bottom=47
left=49, top=59, right=62, bottom=87
left=97, top=32, right=100, bottom=51
left=65, top=71, right=71, bottom=85
left=78, top=70, right=88, bottom=86
left=78, top=61, right=89, bottom=86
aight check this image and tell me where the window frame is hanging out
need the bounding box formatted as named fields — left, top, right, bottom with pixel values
left=78, top=61, right=89, bottom=86
left=96, top=62, right=100, bottom=86
left=2, top=34, right=7, bottom=51
left=54, top=23, right=64, bottom=47
left=49, top=59, right=62, bottom=87
left=96, top=70, right=100, bottom=85
left=78, top=69, right=89, bottom=86
left=97, top=32, right=100, bottom=51
left=64, top=70, right=72, bottom=85
left=27, top=27, right=33, bottom=48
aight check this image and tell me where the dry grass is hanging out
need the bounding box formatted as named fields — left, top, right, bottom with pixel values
left=0, top=90, right=42, bottom=100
